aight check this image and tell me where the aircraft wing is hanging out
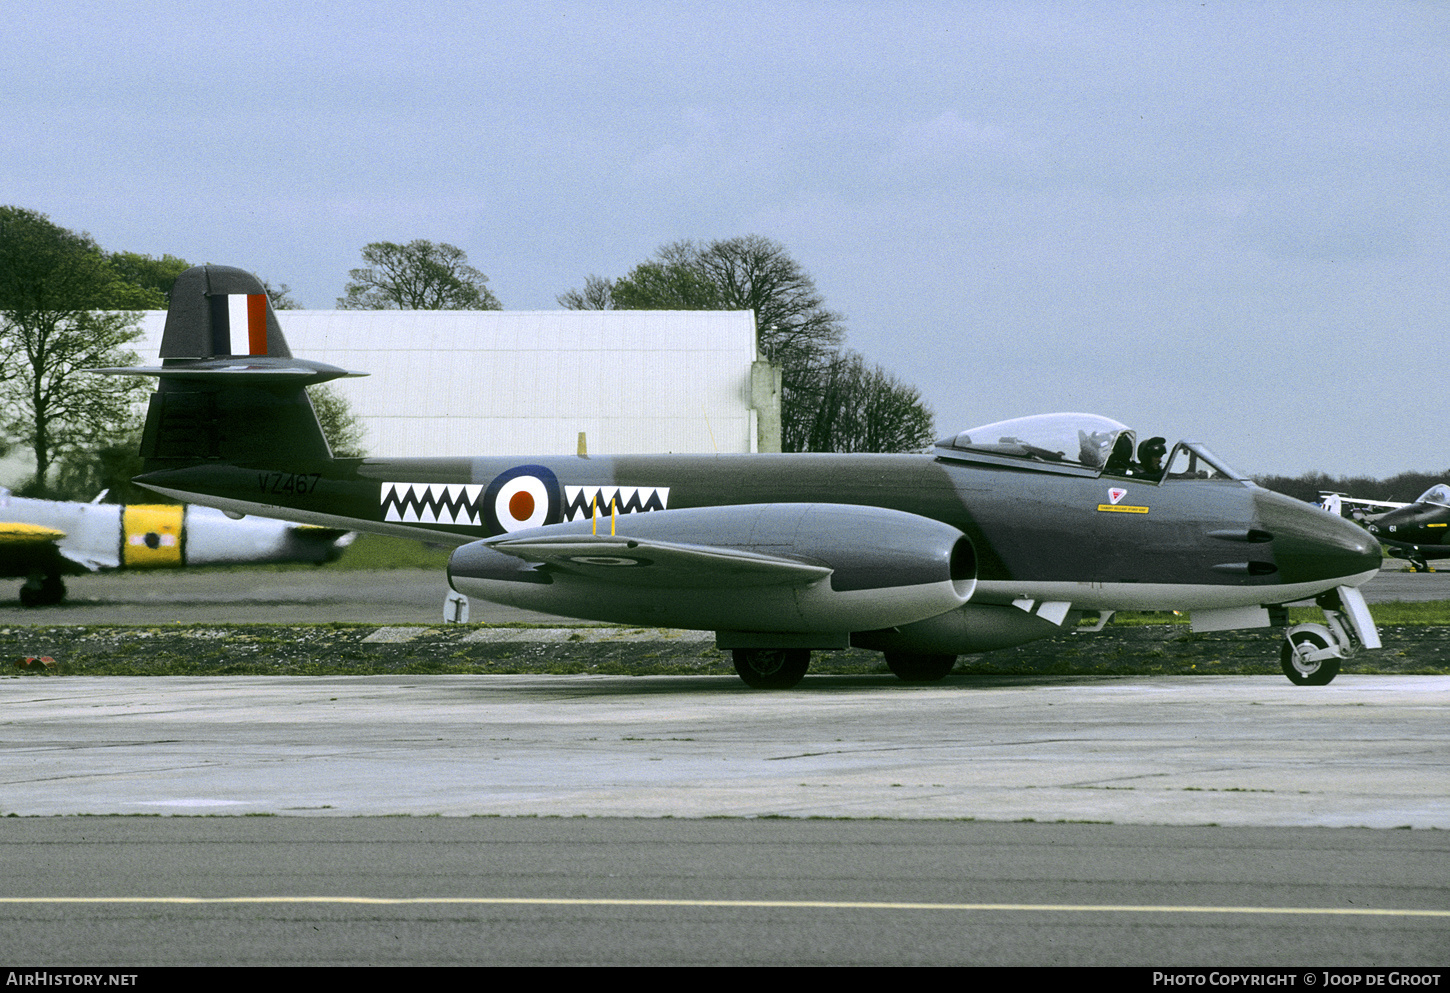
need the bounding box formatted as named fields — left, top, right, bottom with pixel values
left=0, top=523, right=81, bottom=577
left=0, top=522, right=67, bottom=544
left=485, top=533, right=833, bottom=590
left=1320, top=492, right=1406, bottom=511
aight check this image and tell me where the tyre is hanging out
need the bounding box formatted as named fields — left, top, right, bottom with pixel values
left=39, top=575, right=65, bottom=605
left=1279, top=630, right=1340, bottom=686
left=731, top=648, right=810, bottom=689
left=20, top=575, right=67, bottom=607
left=884, top=652, right=957, bottom=682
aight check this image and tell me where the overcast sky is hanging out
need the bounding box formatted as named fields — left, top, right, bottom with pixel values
left=6, top=1, right=1447, bottom=477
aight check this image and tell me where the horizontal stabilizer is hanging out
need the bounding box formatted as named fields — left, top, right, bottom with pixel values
left=89, top=356, right=365, bottom=387
left=486, top=533, right=833, bottom=589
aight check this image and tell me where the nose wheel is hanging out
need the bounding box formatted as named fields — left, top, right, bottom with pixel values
left=1278, top=588, right=1378, bottom=686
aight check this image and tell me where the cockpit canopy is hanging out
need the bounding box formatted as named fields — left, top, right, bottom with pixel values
left=934, top=412, right=1247, bottom=482
left=1415, top=484, right=1450, bottom=508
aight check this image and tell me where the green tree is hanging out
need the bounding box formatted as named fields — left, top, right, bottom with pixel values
left=0, top=207, right=148, bottom=495
left=108, top=251, right=193, bottom=306
left=50, top=433, right=149, bottom=504
left=308, top=384, right=367, bottom=458
left=338, top=240, right=500, bottom=310
left=611, top=258, right=723, bottom=311
left=559, top=235, right=932, bottom=452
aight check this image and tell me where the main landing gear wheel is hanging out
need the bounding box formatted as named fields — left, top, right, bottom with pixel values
left=18, top=575, right=65, bottom=607
left=731, top=648, right=810, bottom=689
left=1280, top=630, right=1340, bottom=686
left=884, top=652, right=958, bottom=683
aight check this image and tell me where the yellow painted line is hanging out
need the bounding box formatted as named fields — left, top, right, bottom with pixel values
left=1428, top=523, right=1446, bottom=528
left=0, top=896, right=1446, bottom=917
left=1096, top=505, right=1150, bottom=514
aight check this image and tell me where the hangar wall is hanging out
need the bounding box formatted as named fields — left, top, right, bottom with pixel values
left=131, top=309, right=776, bottom=458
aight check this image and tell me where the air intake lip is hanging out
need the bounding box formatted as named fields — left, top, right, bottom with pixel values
left=949, top=536, right=977, bottom=600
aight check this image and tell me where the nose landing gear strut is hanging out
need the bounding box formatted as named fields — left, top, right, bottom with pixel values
left=1280, top=586, right=1380, bottom=686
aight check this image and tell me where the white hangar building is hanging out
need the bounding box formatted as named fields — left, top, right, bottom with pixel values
left=132, top=309, right=782, bottom=458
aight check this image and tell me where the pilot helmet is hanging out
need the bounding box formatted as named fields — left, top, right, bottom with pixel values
left=1139, top=436, right=1167, bottom=463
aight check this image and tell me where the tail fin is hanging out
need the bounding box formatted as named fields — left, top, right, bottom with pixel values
left=91, top=265, right=365, bottom=471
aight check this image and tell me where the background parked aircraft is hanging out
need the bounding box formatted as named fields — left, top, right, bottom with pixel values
left=0, top=488, right=353, bottom=605
left=1321, top=486, right=1450, bottom=573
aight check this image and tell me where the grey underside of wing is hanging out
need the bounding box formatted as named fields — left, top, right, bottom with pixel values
left=486, top=535, right=833, bottom=589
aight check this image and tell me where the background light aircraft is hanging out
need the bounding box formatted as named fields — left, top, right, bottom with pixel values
left=0, top=488, right=353, bottom=605
left=1321, top=486, right=1450, bottom=573
left=95, top=266, right=1382, bottom=687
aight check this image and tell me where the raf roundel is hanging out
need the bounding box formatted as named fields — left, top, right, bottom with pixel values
left=483, top=465, right=562, bottom=534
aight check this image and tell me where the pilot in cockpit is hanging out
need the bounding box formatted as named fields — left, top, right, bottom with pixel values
left=1135, top=436, right=1167, bottom=481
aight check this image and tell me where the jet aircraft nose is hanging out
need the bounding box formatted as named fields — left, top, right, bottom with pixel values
left=1253, top=488, right=1381, bottom=587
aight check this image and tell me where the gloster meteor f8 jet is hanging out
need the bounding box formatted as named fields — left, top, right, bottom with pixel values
left=95, top=266, right=1382, bottom=688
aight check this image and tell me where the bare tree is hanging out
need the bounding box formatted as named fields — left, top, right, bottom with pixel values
left=260, top=278, right=301, bottom=310
left=556, top=274, right=616, bottom=310
left=560, top=235, right=932, bottom=452
left=689, top=236, right=846, bottom=369
left=790, top=351, right=936, bottom=454
left=338, top=240, right=500, bottom=310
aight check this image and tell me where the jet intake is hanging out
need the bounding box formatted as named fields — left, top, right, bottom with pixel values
left=448, top=502, right=976, bottom=633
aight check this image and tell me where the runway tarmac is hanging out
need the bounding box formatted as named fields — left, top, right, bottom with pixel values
left=4, top=674, right=1449, bottom=965
left=6, top=674, right=1447, bottom=824
left=3, top=567, right=1448, bottom=965
left=2, top=817, right=1446, bottom=967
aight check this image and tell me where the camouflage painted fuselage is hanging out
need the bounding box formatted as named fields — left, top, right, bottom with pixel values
left=138, top=449, right=1378, bottom=615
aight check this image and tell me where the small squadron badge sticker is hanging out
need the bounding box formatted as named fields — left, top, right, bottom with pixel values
left=1098, top=487, right=1149, bottom=514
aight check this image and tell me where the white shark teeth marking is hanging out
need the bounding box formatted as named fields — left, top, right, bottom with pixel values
left=563, top=485, right=670, bottom=521
left=381, top=482, right=485, bottom=526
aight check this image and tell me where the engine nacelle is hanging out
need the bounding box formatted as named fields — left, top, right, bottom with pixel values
left=449, top=502, right=976, bottom=633
left=852, top=602, right=1070, bottom=655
